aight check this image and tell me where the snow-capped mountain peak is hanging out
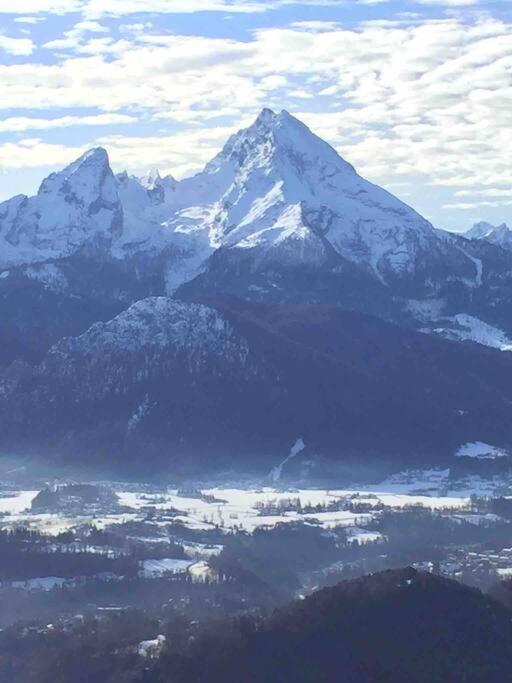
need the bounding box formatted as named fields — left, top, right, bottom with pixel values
left=140, top=168, right=162, bottom=190
left=0, top=110, right=477, bottom=292
left=38, top=147, right=116, bottom=206
left=174, top=108, right=444, bottom=283
left=466, top=221, right=512, bottom=249
left=205, top=108, right=355, bottom=183
left=0, top=147, right=122, bottom=269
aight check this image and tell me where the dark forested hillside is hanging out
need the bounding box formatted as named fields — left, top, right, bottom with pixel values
left=4, top=296, right=512, bottom=475
left=4, top=568, right=512, bottom=683
left=151, top=568, right=512, bottom=683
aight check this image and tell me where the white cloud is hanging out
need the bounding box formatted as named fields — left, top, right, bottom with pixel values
left=0, top=11, right=511, bottom=219
left=0, top=1, right=82, bottom=12
left=0, top=35, right=35, bottom=56
left=0, top=139, right=87, bottom=171
left=83, top=0, right=270, bottom=17
left=443, top=200, right=512, bottom=209
left=0, top=0, right=292, bottom=17
left=455, top=188, right=512, bottom=198
left=0, top=0, right=508, bottom=16
left=13, top=16, right=45, bottom=24
left=96, top=126, right=236, bottom=177
left=0, top=113, right=137, bottom=132
left=43, top=19, right=109, bottom=51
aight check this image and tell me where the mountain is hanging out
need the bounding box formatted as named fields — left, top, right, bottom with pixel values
left=0, top=111, right=504, bottom=305
left=172, top=109, right=475, bottom=310
left=0, top=148, right=121, bottom=269
left=466, top=221, right=512, bottom=250
left=0, top=152, right=172, bottom=370
left=4, top=297, right=512, bottom=475
left=4, top=109, right=512, bottom=473
left=0, top=109, right=508, bottom=364
left=151, top=568, right=512, bottom=683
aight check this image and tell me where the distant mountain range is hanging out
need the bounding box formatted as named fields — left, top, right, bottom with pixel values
left=2, top=109, right=512, bottom=475
left=466, top=221, right=512, bottom=250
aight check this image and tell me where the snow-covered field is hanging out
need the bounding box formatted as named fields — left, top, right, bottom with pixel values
left=0, top=491, right=39, bottom=514
left=9, top=577, right=70, bottom=591
left=2, top=469, right=508, bottom=539
left=140, top=558, right=194, bottom=578
left=1, top=472, right=511, bottom=594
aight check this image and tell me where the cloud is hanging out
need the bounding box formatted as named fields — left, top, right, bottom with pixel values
left=43, top=19, right=109, bottom=51
left=1, top=10, right=511, bottom=220
left=0, top=1, right=82, bottom=13
left=0, top=0, right=281, bottom=17
left=443, top=200, right=512, bottom=209
left=0, top=113, right=137, bottom=132
left=13, top=16, right=45, bottom=24
left=0, top=125, right=237, bottom=180
left=0, top=0, right=508, bottom=17
left=455, top=188, right=512, bottom=198
left=83, top=0, right=271, bottom=17
left=0, top=138, right=86, bottom=171
left=96, top=125, right=236, bottom=177
left=0, top=35, right=35, bottom=55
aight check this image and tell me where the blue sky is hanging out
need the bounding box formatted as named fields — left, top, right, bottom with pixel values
left=0, top=0, right=511, bottom=231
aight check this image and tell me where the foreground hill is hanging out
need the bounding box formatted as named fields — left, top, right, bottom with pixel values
left=4, top=568, right=512, bottom=682
left=151, top=568, right=512, bottom=683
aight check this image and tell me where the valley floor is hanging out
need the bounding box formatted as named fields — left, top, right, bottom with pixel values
left=2, top=467, right=512, bottom=680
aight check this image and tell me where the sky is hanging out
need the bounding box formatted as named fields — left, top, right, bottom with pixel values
left=0, top=1, right=511, bottom=231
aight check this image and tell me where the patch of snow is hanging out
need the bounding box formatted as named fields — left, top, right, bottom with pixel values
left=140, top=558, right=194, bottom=578
left=138, top=635, right=166, bottom=658
left=182, top=542, right=223, bottom=560
left=0, top=491, right=38, bottom=515
left=189, top=561, right=218, bottom=583
left=270, top=438, right=305, bottom=482
left=431, top=314, right=512, bottom=351
left=127, top=394, right=152, bottom=433
left=346, top=528, right=385, bottom=545
left=10, top=577, right=69, bottom=591
left=458, top=248, right=483, bottom=287
left=455, top=441, right=509, bottom=459
left=450, top=513, right=502, bottom=526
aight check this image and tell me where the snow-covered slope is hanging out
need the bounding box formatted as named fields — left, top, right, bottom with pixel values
left=114, top=169, right=179, bottom=252
left=164, top=108, right=468, bottom=287
left=207, top=109, right=435, bottom=273
left=0, top=149, right=122, bottom=269
left=430, top=314, right=512, bottom=351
